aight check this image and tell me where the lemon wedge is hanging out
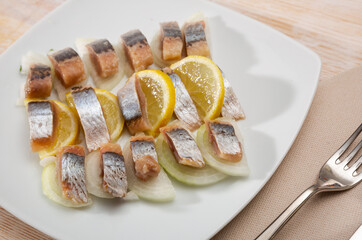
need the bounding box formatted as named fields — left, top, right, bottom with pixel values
left=66, top=88, right=124, bottom=142
left=136, top=69, right=175, bottom=136
left=41, top=163, right=92, bottom=208
left=24, top=99, right=79, bottom=159
left=170, top=56, right=224, bottom=120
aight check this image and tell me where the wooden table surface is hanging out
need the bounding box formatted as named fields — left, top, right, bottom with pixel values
left=0, top=0, right=361, bottom=239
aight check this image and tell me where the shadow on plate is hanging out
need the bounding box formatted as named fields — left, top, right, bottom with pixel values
left=209, top=16, right=295, bottom=126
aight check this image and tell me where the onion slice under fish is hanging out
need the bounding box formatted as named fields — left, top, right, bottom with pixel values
left=196, top=122, right=250, bottom=176
left=155, top=135, right=227, bottom=186
left=123, top=141, right=175, bottom=202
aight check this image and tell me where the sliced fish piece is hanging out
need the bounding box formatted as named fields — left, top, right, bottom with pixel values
left=25, top=63, right=52, bottom=98
left=220, top=69, right=245, bottom=120
left=121, top=29, right=153, bottom=72
left=27, top=101, right=55, bottom=152
left=117, top=74, right=151, bottom=134
left=162, top=68, right=201, bottom=131
left=160, top=124, right=205, bottom=168
left=100, top=143, right=127, bottom=197
left=86, top=39, right=119, bottom=78
left=160, top=22, right=183, bottom=61
left=205, top=120, right=242, bottom=162
left=56, top=145, right=88, bottom=204
left=71, top=86, right=110, bottom=151
left=130, top=136, right=160, bottom=181
left=183, top=21, right=210, bottom=57
left=48, top=47, right=86, bottom=88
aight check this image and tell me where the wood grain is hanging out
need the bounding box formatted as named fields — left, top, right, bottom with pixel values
left=0, top=0, right=361, bottom=239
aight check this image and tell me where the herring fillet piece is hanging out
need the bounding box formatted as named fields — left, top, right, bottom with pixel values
left=121, top=29, right=153, bottom=72
left=48, top=47, right=86, bottom=88
left=71, top=86, right=110, bottom=151
left=117, top=74, right=151, bottom=134
left=57, top=146, right=88, bottom=204
left=183, top=21, right=210, bottom=57
left=130, top=136, right=160, bottom=181
left=25, top=63, right=52, bottom=98
left=206, top=120, right=242, bottom=162
left=220, top=69, right=245, bottom=120
left=162, top=68, right=202, bottom=131
left=100, top=143, right=127, bottom=197
left=86, top=39, right=119, bottom=78
left=160, top=124, right=205, bottom=168
left=160, top=22, right=183, bottom=61
left=27, top=101, right=55, bottom=152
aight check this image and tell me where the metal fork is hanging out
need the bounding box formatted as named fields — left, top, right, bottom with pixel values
left=256, top=123, right=362, bottom=240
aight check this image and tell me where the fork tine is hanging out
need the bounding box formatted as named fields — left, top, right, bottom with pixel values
left=332, top=124, right=362, bottom=164
left=342, top=140, right=362, bottom=169
left=349, top=156, right=362, bottom=175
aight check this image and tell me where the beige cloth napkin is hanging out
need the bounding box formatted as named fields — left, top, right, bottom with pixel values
left=0, top=67, right=361, bottom=240
left=213, top=66, right=362, bottom=240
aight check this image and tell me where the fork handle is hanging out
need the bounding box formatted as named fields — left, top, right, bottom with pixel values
left=256, top=184, right=319, bottom=240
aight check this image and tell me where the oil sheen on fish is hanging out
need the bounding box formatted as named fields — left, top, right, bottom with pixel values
left=220, top=69, right=245, bottom=120
left=71, top=86, right=110, bottom=151
left=56, top=145, right=88, bottom=204
left=130, top=136, right=160, bottom=181
left=100, top=143, right=127, bottom=197
left=86, top=39, right=119, bottom=78
left=117, top=74, right=151, bottom=134
left=160, top=22, right=183, bottom=61
left=205, top=120, right=242, bottom=162
left=160, top=124, right=205, bottom=168
left=27, top=101, right=55, bottom=152
left=25, top=63, right=52, bottom=98
left=48, top=47, right=86, bottom=88
left=162, top=68, right=201, bottom=131
left=121, top=29, right=153, bottom=72
left=183, top=21, right=210, bottom=57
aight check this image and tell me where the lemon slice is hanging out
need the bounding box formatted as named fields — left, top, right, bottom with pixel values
left=136, top=69, right=175, bottom=136
left=41, top=163, right=92, bottom=208
left=170, top=56, right=224, bottom=120
left=66, top=89, right=124, bottom=142
left=24, top=99, right=79, bottom=159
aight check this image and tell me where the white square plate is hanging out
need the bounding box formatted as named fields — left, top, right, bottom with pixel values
left=0, top=0, right=321, bottom=239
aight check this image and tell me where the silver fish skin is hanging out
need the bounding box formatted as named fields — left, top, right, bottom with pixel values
left=162, top=68, right=202, bottom=131
left=219, top=69, right=245, bottom=120
left=130, top=136, right=158, bottom=162
left=206, top=120, right=242, bottom=162
left=161, top=124, right=205, bottom=168
left=102, top=152, right=127, bottom=197
left=60, top=151, right=88, bottom=204
left=117, top=75, right=151, bottom=134
left=28, top=101, right=54, bottom=141
left=71, top=86, right=110, bottom=151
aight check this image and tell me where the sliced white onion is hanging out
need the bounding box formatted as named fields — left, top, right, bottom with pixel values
left=155, top=135, right=227, bottom=186
left=39, top=156, right=57, bottom=168
left=123, top=142, right=176, bottom=202
left=75, top=38, right=125, bottom=91
left=196, top=122, right=250, bottom=177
